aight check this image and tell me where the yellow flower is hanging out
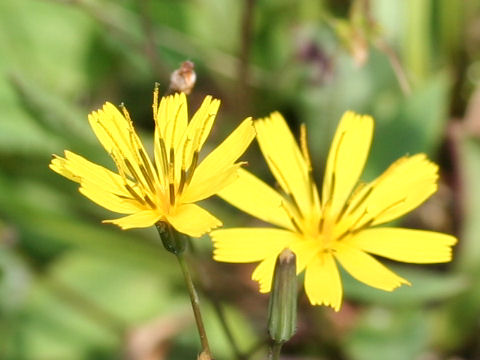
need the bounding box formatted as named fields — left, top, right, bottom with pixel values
left=211, top=111, right=457, bottom=310
left=50, top=89, right=255, bottom=237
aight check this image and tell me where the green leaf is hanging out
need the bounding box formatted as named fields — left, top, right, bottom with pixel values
left=345, top=308, right=429, bottom=360
left=343, top=265, right=466, bottom=307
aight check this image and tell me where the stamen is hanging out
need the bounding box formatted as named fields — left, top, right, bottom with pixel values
left=139, top=164, right=156, bottom=193
left=177, top=138, right=191, bottom=194
left=120, top=103, right=134, bottom=127
left=280, top=201, right=302, bottom=233
left=372, top=198, right=405, bottom=220
left=349, top=209, right=368, bottom=231
left=144, top=194, right=157, bottom=208
left=168, top=101, right=184, bottom=153
left=299, top=124, right=315, bottom=206
left=125, top=184, right=146, bottom=205
left=138, top=149, right=156, bottom=185
left=169, top=148, right=175, bottom=173
left=335, top=216, right=375, bottom=242
left=153, top=82, right=160, bottom=122
left=97, top=120, right=128, bottom=163
left=168, top=149, right=176, bottom=206
left=267, top=154, right=303, bottom=218
left=116, top=193, right=136, bottom=200
left=177, top=169, right=187, bottom=194
left=325, top=131, right=346, bottom=204
left=96, top=113, right=144, bottom=186
left=329, top=172, right=336, bottom=205
left=193, top=113, right=215, bottom=152
left=300, top=124, right=312, bottom=169
left=185, top=150, right=198, bottom=185
left=169, top=183, right=175, bottom=206
left=184, top=127, right=202, bottom=185
left=110, top=151, right=127, bottom=179
left=318, top=216, right=324, bottom=232
left=335, top=200, right=351, bottom=225
left=347, top=186, right=373, bottom=216
left=119, top=105, right=150, bottom=179
left=124, top=158, right=143, bottom=185
left=159, top=138, right=169, bottom=179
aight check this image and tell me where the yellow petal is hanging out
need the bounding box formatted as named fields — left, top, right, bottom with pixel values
left=252, top=255, right=279, bottom=293
left=88, top=102, right=135, bottom=157
left=289, top=237, right=321, bottom=274
left=255, top=113, right=312, bottom=216
left=211, top=228, right=297, bottom=263
left=353, top=154, right=438, bottom=227
left=333, top=242, right=410, bottom=291
left=166, top=203, right=222, bottom=238
left=79, top=182, right=141, bottom=214
left=103, top=209, right=161, bottom=229
left=50, top=155, right=79, bottom=183
left=88, top=103, right=156, bottom=187
left=156, top=93, right=188, bottom=152
left=218, top=168, right=294, bottom=230
left=58, top=151, right=130, bottom=196
left=304, top=253, right=342, bottom=311
left=176, top=95, right=220, bottom=174
left=345, top=228, right=457, bottom=263
left=322, top=111, right=374, bottom=216
left=185, top=96, right=220, bottom=155
left=166, top=95, right=221, bottom=186
left=181, top=164, right=240, bottom=203
left=191, top=118, right=255, bottom=188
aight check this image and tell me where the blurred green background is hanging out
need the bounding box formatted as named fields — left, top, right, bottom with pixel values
left=1, top=0, right=480, bottom=359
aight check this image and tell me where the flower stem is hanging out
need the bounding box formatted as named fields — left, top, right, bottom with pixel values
left=176, top=252, right=212, bottom=358
left=188, top=238, right=244, bottom=360
left=268, top=341, right=283, bottom=360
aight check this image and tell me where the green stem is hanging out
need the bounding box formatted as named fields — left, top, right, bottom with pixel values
left=188, top=238, right=244, bottom=360
left=176, top=252, right=212, bottom=358
left=268, top=341, right=283, bottom=360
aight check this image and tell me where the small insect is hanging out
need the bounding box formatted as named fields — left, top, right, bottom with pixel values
left=169, top=60, right=196, bottom=95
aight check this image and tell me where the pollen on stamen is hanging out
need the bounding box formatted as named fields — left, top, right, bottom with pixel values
left=153, top=82, right=160, bottom=121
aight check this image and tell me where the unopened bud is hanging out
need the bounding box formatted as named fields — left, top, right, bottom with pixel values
left=268, top=248, right=297, bottom=343
left=169, top=61, right=197, bottom=95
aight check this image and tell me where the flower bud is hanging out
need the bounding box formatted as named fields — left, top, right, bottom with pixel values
left=268, top=248, right=297, bottom=343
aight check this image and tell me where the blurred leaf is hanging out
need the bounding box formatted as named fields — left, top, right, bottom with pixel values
left=343, top=265, right=466, bottom=307
left=7, top=279, right=119, bottom=360
left=0, top=78, right=62, bottom=155
left=49, top=251, right=180, bottom=324
left=366, top=72, right=450, bottom=178
left=203, top=303, right=258, bottom=360
left=9, top=71, right=93, bottom=147
left=0, top=173, right=177, bottom=271
left=186, top=0, right=241, bottom=54
left=0, top=248, right=32, bottom=312
left=456, top=137, right=480, bottom=271
left=0, top=0, right=94, bottom=94
left=404, top=0, right=432, bottom=84
left=434, top=136, right=480, bottom=350
left=345, top=308, right=429, bottom=360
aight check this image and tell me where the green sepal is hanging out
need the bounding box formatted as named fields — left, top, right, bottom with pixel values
left=155, top=222, right=187, bottom=255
